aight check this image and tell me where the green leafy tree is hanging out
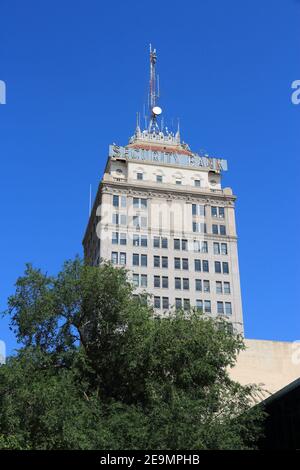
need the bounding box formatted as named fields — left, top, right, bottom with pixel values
left=0, top=258, right=264, bottom=449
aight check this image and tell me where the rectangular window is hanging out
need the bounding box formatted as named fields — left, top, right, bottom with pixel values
left=174, top=238, right=180, bottom=250
left=214, top=242, right=220, bottom=255
left=119, top=252, right=126, bottom=265
left=133, top=254, right=139, bottom=266
left=192, top=222, right=197, bottom=233
left=161, top=237, right=168, bottom=249
left=216, top=281, right=223, bottom=294
left=176, top=180, right=182, bottom=185
left=219, top=207, right=225, bottom=218
left=182, top=239, right=188, bottom=251
left=112, top=213, right=119, bottom=225
left=224, top=282, right=231, bottom=294
left=222, top=262, right=229, bottom=274
left=195, top=259, right=201, bottom=272
left=154, top=296, right=161, bottom=308
left=154, top=276, right=160, bottom=288
left=220, top=225, right=226, bottom=236
left=137, top=172, right=143, bottom=180
left=202, top=260, right=209, bottom=273
left=133, top=234, right=140, bottom=246
left=175, top=298, right=182, bottom=310
left=212, top=224, right=218, bottom=235
left=141, top=255, right=147, bottom=267
left=162, top=276, right=168, bottom=288
left=183, top=278, right=189, bottom=290
left=153, top=236, right=160, bottom=248
left=162, top=256, right=168, bottom=268
left=217, top=301, right=224, bottom=315
left=203, top=280, right=210, bottom=293
left=194, top=179, right=201, bottom=187
left=162, top=297, right=169, bottom=309
left=111, top=252, right=118, bottom=264
left=112, top=232, right=119, bottom=245
left=141, top=235, right=147, bottom=247
left=195, top=279, right=202, bottom=291
left=202, top=241, right=208, bottom=253
left=183, top=299, right=190, bottom=310
left=133, top=274, right=139, bottom=287
left=174, top=258, right=181, bottom=269
left=120, top=233, right=127, bottom=245
left=175, top=277, right=181, bottom=290
left=113, top=195, right=119, bottom=207
left=221, top=243, right=228, bottom=255
left=211, top=206, right=218, bottom=218
left=154, top=255, right=160, bottom=268
left=156, top=175, right=163, bottom=183
left=215, top=261, right=221, bottom=273
left=133, top=197, right=147, bottom=209
left=192, top=204, right=205, bottom=216
left=196, top=299, right=203, bottom=311
left=204, top=300, right=211, bottom=313
left=182, top=258, right=189, bottom=270
left=121, top=196, right=126, bottom=208
left=225, top=302, right=232, bottom=315
left=141, top=274, right=147, bottom=287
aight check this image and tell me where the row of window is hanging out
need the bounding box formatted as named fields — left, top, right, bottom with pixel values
left=151, top=296, right=232, bottom=315
left=136, top=172, right=204, bottom=187
left=112, top=234, right=228, bottom=255
left=192, top=205, right=225, bottom=218
left=112, top=216, right=227, bottom=236
left=113, top=195, right=226, bottom=220
left=111, top=252, right=230, bottom=273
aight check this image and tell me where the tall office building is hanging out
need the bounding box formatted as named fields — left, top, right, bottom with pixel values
left=83, top=47, right=244, bottom=334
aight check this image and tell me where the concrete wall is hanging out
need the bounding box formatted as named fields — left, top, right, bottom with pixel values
left=229, top=339, right=300, bottom=397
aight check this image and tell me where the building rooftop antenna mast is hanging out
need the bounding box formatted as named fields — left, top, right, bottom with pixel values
left=148, top=44, right=162, bottom=133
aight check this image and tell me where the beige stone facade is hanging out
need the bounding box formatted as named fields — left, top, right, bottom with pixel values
left=229, top=339, right=300, bottom=397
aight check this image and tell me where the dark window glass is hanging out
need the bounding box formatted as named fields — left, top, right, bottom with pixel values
left=212, top=224, right=218, bottom=235
left=162, top=297, right=169, bottom=309
left=113, top=195, right=119, bottom=207
left=137, top=173, right=143, bottom=180
left=220, top=225, right=226, bottom=236
left=192, top=204, right=197, bottom=216
left=133, top=254, right=139, bottom=266
left=182, top=239, right=188, bottom=251
left=162, top=276, right=168, bottom=288
left=215, top=261, right=221, bottom=273
left=174, top=239, right=180, bottom=250
left=154, top=296, right=161, bottom=308
left=183, top=278, right=189, bottom=290
left=141, top=236, right=147, bottom=247
left=195, top=259, right=201, bottom=272
left=161, top=237, right=168, bottom=249
left=162, top=256, right=168, bottom=268
left=182, top=258, right=189, bottom=270
left=154, top=256, right=160, bottom=268
left=175, top=298, right=182, bottom=310
left=153, top=237, right=160, bottom=248
left=175, top=277, right=181, bottom=289
left=211, top=206, right=218, bottom=217
left=183, top=299, right=190, bottom=310
left=174, top=258, right=181, bottom=269
left=219, top=207, right=225, bottom=218
left=154, top=276, right=160, bottom=288
left=195, top=279, right=202, bottom=291
left=112, top=232, right=119, bottom=244
left=141, top=255, right=147, bottom=267
left=222, top=262, right=229, bottom=274
left=202, top=260, right=209, bottom=272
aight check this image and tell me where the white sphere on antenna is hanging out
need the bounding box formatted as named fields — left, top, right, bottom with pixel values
left=152, top=106, right=162, bottom=115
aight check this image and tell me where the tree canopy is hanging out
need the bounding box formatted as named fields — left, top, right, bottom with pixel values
left=0, top=258, right=264, bottom=449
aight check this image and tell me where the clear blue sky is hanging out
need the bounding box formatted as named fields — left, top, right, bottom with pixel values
left=0, top=0, right=299, bottom=355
